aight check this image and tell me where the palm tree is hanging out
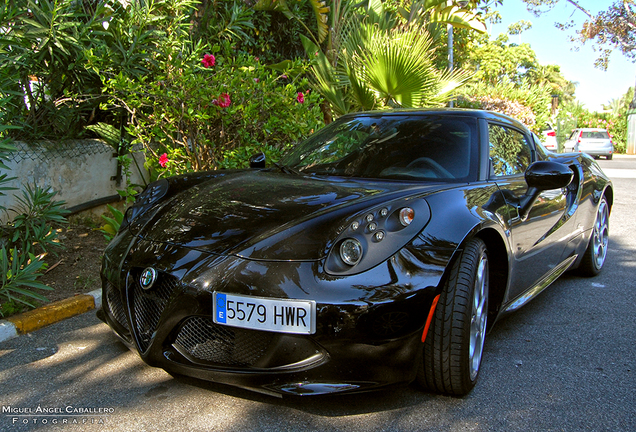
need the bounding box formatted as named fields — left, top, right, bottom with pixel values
left=300, top=0, right=481, bottom=120
left=255, top=0, right=485, bottom=121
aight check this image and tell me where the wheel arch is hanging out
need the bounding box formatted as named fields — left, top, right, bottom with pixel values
left=474, top=228, right=509, bottom=329
left=437, top=224, right=510, bottom=331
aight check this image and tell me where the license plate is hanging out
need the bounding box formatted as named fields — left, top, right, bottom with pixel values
left=213, top=292, right=316, bottom=335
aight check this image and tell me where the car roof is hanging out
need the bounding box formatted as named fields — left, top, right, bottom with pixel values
left=339, top=108, right=529, bottom=131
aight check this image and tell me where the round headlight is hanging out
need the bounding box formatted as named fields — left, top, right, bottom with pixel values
left=340, top=238, right=363, bottom=266
left=399, top=207, right=415, bottom=226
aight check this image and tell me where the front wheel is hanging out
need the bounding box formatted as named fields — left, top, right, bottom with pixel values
left=417, top=238, right=489, bottom=396
left=577, top=196, right=609, bottom=276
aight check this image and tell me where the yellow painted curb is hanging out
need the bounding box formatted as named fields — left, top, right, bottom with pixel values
left=6, top=294, right=96, bottom=335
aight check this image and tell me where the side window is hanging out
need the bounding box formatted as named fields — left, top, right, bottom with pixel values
left=488, top=123, right=532, bottom=177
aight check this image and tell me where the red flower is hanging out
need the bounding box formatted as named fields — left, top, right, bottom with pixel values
left=296, top=92, right=305, bottom=104
left=217, top=93, right=231, bottom=108
left=159, top=153, right=169, bottom=168
left=201, top=54, right=216, bottom=68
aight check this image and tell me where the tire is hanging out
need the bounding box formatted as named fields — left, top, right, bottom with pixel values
left=607, top=154, right=613, bottom=160
left=577, top=196, right=609, bottom=277
left=417, top=238, right=489, bottom=396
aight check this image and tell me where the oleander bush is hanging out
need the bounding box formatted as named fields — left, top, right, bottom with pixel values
left=102, top=52, right=323, bottom=177
left=456, top=81, right=552, bottom=134
left=0, top=152, right=68, bottom=317
left=0, top=0, right=315, bottom=144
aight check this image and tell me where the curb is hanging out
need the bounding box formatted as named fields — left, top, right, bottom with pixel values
left=0, top=288, right=102, bottom=344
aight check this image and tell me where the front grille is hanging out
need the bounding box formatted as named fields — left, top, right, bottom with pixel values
left=174, top=316, right=274, bottom=367
left=105, top=281, right=130, bottom=335
left=130, top=271, right=179, bottom=352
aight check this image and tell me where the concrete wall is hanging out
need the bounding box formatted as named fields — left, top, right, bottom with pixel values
left=0, top=140, right=148, bottom=222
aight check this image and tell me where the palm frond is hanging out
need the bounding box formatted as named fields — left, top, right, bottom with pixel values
left=307, top=0, right=330, bottom=43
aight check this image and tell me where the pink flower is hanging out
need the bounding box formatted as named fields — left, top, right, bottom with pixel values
left=216, top=93, right=231, bottom=108
left=280, top=74, right=288, bottom=79
left=201, top=54, right=215, bottom=68
left=254, top=78, right=259, bottom=83
left=159, top=153, right=169, bottom=168
left=296, top=92, right=305, bottom=104
left=254, top=57, right=260, bottom=62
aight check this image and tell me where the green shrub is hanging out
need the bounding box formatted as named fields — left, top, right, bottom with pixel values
left=103, top=53, right=323, bottom=176
left=97, top=204, right=124, bottom=242
left=0, top=248, right=51, bottom=317
left=0, top=185, right=68, bottom=317
left=0, top=140, right=68, bottom=315
left=0, top=0, right=107, bottom=141
left=456, top=81, right=552, bottom=133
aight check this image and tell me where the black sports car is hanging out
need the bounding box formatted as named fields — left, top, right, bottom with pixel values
left=99, top=109, right=612, bottom=397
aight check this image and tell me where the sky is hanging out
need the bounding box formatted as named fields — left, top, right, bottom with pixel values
left=489, top=0, right=634, bottom=112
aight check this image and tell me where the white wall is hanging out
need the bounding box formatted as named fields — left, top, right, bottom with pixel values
left=0, top=140, right=148, bottom=222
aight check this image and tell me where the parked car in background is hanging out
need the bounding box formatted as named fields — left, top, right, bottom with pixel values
left=541, top=124, right=558, bottom=151
left=564, top=128, right=614, bottom=159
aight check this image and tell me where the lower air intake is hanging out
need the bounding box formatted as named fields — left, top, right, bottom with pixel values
left=174, top=316, right=273, bottom=367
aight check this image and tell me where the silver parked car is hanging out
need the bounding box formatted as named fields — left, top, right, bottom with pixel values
left=564, top=128, right=614, bottom=160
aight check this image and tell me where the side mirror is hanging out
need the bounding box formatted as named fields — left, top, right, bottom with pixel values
left=525, top=161, right=573, bottom=190
left=249, top=152, right=266, bottom=169
left=519, top=161, right=573, bottom=220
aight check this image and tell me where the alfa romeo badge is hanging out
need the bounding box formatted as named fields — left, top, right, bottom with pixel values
left=139, top=267, right=157, bottom=290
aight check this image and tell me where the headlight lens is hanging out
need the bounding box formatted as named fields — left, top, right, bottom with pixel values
left=340, top=238, right=363, bottom=266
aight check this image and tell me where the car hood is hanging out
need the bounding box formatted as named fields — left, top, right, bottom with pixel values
left=139, top=170, right=444, bottom=260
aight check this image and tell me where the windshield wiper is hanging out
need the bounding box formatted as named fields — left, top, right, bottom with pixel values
left=273, top=162, right=301, bottom=176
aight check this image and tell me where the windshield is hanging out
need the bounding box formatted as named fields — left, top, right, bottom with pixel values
left=279, top=114, right=477, bottom=181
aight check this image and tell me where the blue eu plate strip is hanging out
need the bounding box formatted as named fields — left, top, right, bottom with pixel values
left=216, top=293, right=227, bottom=323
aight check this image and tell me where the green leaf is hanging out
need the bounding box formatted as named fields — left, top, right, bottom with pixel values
left=86, top=123, right=122, bottom=149
left=307, top=0, right=330, bottom=43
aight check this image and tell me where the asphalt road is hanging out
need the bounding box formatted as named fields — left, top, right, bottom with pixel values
left=1, top=157, right=635, bottom=432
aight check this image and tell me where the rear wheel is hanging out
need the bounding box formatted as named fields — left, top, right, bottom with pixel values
left=607, top=154, right=613, bottom=160
left=577, top=196, right=609, bottom=276
left=417, top=238, right=489, bottom=396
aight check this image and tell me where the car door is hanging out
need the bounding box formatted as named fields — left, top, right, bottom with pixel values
left=487, top=122, right=569, bottom=301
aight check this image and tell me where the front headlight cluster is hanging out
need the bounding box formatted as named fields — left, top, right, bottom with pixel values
left=326, top=199, right=431, bottom=275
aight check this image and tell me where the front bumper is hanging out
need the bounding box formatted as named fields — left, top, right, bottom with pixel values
left=100, top=232, right=445, bottom=396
